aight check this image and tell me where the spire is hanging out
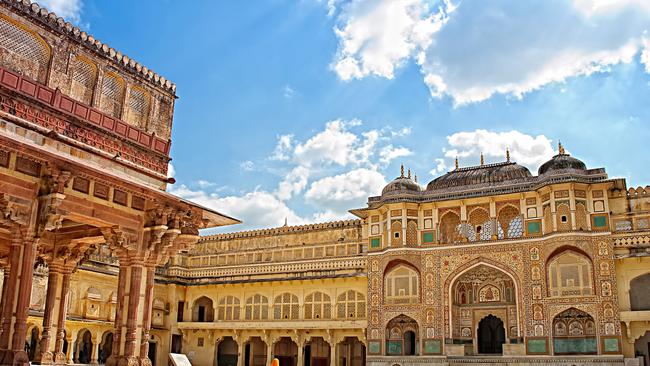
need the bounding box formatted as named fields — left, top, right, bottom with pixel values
left=480, top=152, right=485, bottom=166
left=455, top=157, right=459, bottom=170
left=506, top=147, right=510, bottom=162
left=407, top=168, right=412, bottom=179
left=414, top=174, right=418, bottom=183
left=400, top=164, right=404, bottom=178
left=558, top=141, right=566, bottom=155
left=283, top=217, right=288, bottom=227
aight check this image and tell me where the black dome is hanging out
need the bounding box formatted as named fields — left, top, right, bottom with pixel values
left=538, top=153, right=587, bottom=175
left=426, top=162, right=532, bottom=191
left=382, top=176, right=421, bottom=195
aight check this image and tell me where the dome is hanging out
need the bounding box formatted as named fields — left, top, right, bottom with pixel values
left=382, top=176, right=421, bottom=195
left=426, top=162, right=532, bottom=191
left=538, top=144, right=586, bottom=175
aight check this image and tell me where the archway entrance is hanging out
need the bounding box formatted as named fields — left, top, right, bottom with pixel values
left=245, top=337, right=267, bottom=366
left=477, top=315, right=505, bottom=354
left=273, top=337, right=297, bottom=366
left=26, top=327, right=39, bottom=361
left=385, top=315, right=419, bottom=356
left=450, top=264, right=518, bottom=353
left=217, top=337, right=239, bottom=366
left=75, top=329, right=93, bottom=364
left=305, top=337, right=330, bottom=366
left=336, top=337, right=365, bottom=366
left=99, top=331, right=113, bottom=364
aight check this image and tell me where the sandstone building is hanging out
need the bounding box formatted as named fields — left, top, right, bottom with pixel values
left=1, top=1, right=650, bottom=366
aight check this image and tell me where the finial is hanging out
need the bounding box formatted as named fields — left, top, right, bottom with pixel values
left=480, top=152, right=485, bottom=166
left=283, top=217, right=288, bottom=227
left=558, top=141, right=565, bottom=155
left=455, top=157, right=459, bottom=170
left=414, top=174, right=418, bottom=183
left=506, top=147, right=510, bottom=162
left=407, top=168, right=411, bottom=179
left=400, top=164, right=404, bottom=178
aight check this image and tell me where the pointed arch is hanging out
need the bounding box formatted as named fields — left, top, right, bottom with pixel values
left=0, top=13, right=51, bottom=82
left=546, top=248, right=594, bottom=297
left=439, top=210, right=462, bottom=243
left=304, top=291, right=331, bottom=319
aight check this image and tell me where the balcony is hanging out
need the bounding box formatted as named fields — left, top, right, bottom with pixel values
left=0, top=66, right=170, bottom=177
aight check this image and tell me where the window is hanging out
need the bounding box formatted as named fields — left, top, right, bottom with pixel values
left=439, top=211, right=462, bottom=243
left=273, top=293, right=299, bottom=320
left=548, top=251, right=593, bottom=297
left=99, top=72, right=125, bottom=118
left=0, top=14, right=51, bottom=82
left=245, top=294, right=269, bottom=320
left=198, top=306, right=205, bottom=322
left=337, top=290, right=366, bottom=318
left=125, top=86, right=150, bottom=128
left=304, top=292, right=331, bottom=319
left=177, top=301, right=184, bottom=322
left=498, top=205, right=523, bottom=238
left=385, top=265, right=419, bottom=304
left=69, top=55, right=97, bottom=104
left=217, top=296, right=240, bottom=320
left=630, top=273, right=650, bottom=311
left=191, top=296, right=214, bottom=322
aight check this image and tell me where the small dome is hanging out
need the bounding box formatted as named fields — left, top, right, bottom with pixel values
left=382, top=176, right=421, bottom=195
left=538, top=144, right=586, bottom=175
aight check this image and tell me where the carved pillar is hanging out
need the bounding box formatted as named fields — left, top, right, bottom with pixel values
left=53, top=271, right=71, bottom=364
left=139, top=266, right=156, bottom=366
left=296, top=341, right=303, bottom=366
left=0, top=268, right=10, bottom=339
left=237, top=340, right=245, bottom=366
left=0, top=226, right=36, bottom=366
left=265, top=338, right=275, bottom=366
left=329, top=342, right=336, bottom=366
left=65, top=333, right=73, bottom=364
left=90, top=334, right=99, bottom=365
left=38, top=264, right=62, bottom=364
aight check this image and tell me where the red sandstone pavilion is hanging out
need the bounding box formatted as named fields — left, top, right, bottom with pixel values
left=0, top=1, right=239, bottom=366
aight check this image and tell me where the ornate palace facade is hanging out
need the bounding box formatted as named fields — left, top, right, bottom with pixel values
left=2, top=1, right=650, bottom=366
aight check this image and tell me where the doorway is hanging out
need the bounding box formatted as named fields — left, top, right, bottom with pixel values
left=404, top=331, right=416, bottom=356
left=477, top=315, right=505, bottom=354
left=148, top=341, right=157, bottom=366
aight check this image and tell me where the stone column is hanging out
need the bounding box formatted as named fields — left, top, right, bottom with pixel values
left=53, top=271, right=71, bottom=364
left=65, top=334, right=74, bottom=365
left=237, top=340, right=245, bottom=366
left=265, top=339, right=274, bottom=366
left=139, top=267, right=156, bottom=366
left=296, top=341, right=303, bottom=366
left=329, top=342, right=336, bottom=366
left=0, top=268, right=10, bottom=340
left=39, top=264, right=63, bottom=364
left=0, top=228, right=36, bottom=366
left=90, top=334, right=99, bottom=365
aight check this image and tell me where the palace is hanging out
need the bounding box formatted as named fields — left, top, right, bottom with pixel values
left=1, top=2, right=650, bottom=366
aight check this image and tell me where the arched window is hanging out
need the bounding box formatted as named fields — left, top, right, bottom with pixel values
left=0, top=14, right=50, bottom=82
left=125, top=86, right=150, bottom=128
left=543, top=205, right=552, bottom=234
left=552, top=308, right=597, bottom=355
left=304, top=292, right=331, bottom=319
left=630, top=273, right=650, bottom=311
left=99, top=72, right=125, bottom=118
left=69, top=55, right=97, bottom=104
left=273, top=293, right=299, bottom=320
left=498, top=205, right=523, bottom=238
left=385, top=265, right=419, bottom=304
left=337, top=290, right=365, bottom=318
left=548, top=250, right=593, bottom=297
left=406, top=220, right=417, bottom=246
left=192, top=296, right=214, bottom=322
left=245, top=294, right=269, bottom=320
left=575, top=202, right=588, bottom=231
left=391, top=221, right=402, bottom=246
left=468, top=207, right=490, bottom=241
left=439, top=211, right=462, bottom=243
left=217, top=296, right=240, bottom=320
left=556, top=203, right=572, bottom=231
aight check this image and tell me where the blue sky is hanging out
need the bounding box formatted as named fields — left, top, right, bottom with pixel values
left=42, top=0, right=650, bottom=232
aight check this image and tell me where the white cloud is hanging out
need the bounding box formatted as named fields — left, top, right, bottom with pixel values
left=379, top=145, right=412, bottom=165
left=170, top=185, right=306, bottom=231
left=332, top=0, right=452, bottom=80
left=276, top=166, right=310, bottom=200
left=432, top=130, right=556, bottom=174
left=305, top=168, right=386, bottom=214
left=39, top=0, right=83, bottom=22
left=331, top=0, right=650, bottom=105
left=283, top=85, right=296, bottom=99
left=239, top=160, right=255, bottom=171
left=270, top=134, right=293, bottom=161
left=642, top=37, right=650, bottom=73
